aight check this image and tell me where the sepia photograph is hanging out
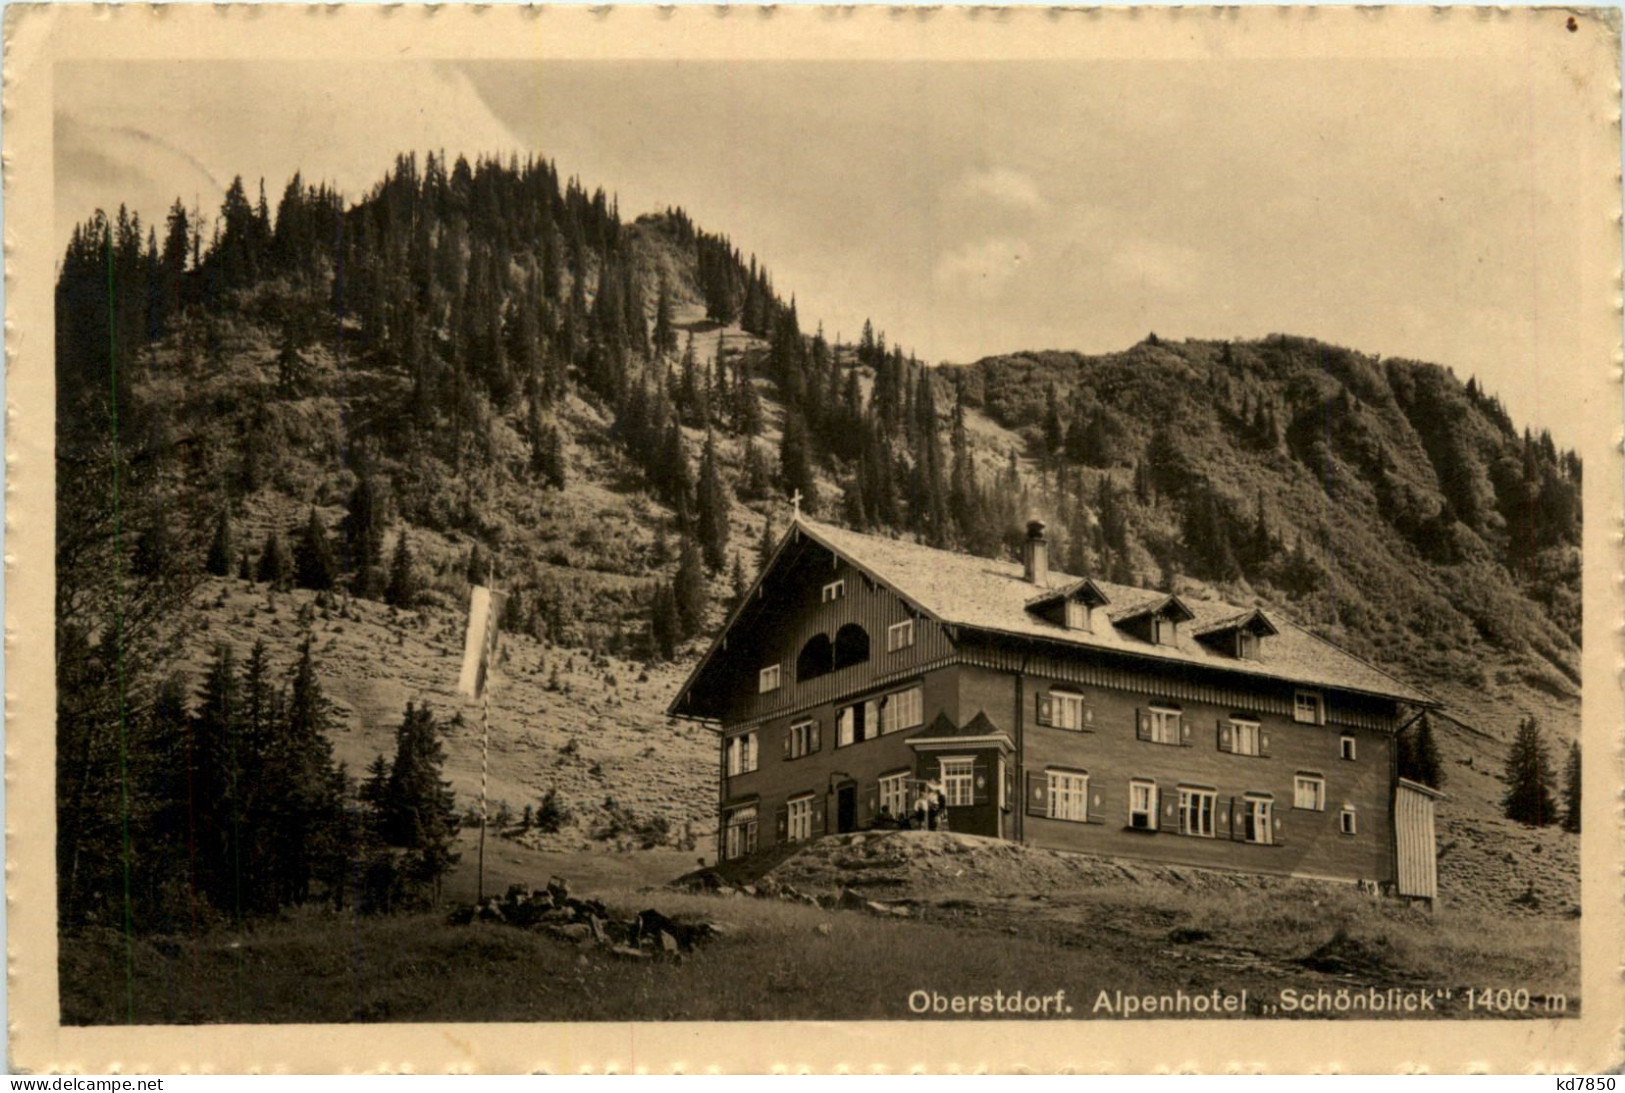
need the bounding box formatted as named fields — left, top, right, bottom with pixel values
left=8, top=4, right=1622, bottom=1074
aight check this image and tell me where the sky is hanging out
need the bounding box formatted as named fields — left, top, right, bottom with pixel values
left=56, top=58, right=1586, bottom=444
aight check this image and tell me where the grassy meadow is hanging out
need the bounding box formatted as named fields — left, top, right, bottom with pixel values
left=61, top=838, right=1577, bottom=1025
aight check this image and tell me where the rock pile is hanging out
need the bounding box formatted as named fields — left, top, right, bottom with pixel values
left=677, top=869, right=912, bottom=918
left=448, top=876, right=721, bottom=960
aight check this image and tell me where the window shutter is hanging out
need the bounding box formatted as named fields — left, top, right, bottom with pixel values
left=1218, top=719, right=1232, bottom=753
left=1260, top=731, right=1272, bottom=758
left=972, top=757, right=990, bottom=805
left=783, top=729, right=793, bottom=761
left=1180, top=716, right=1192, bottom=746
left=810, top=720, right=821, bottom=753
left=1026, top=771, right=1046, bottom=816
left=1273, top=814, right=1284, bottom=847
left=1152, top=785, right=1162, bottom=830
left=811, top=797, right=825, bottom=835
left=775, top=806, right=788, bottom=842
left=1083, top=702, right=1095, bottom=728
left=1036, top=693, right=1053, bottom=725
left=1135, top=708, right=1150, bottom=741
left=1228, top=797, right=1241, bottom=841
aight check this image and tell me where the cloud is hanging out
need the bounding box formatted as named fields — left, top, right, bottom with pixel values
left=933, top=236, right=1031, bottom=298
left=952, top=167, right=1045, bottom=211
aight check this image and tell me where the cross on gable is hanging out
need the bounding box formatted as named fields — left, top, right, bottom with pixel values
left=791, top=489, right=803, bottom=522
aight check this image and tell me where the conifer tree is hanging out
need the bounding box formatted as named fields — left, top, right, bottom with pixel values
left=205, top=506, right=234, bottom=577
left=1401, top=713, right=1444, bottom=789
left=779, top=408, right=818, bottom=515
left=758, top=515, right=776, bottom=577
left=343, top=474, right=386, bottom=598
left=292, top=506, right=337, bottom=592
left=729, top=551, right=748, bottom=612
left=653, top=278, right=678, bottom=357
left=673, top=535, right=707, bottom=639
left=258, top=527, right=291, bottom=589
left=695, top=432, right=730, bottom=572
left=385, top=532, right=419, bottom=609
left=648, top=580, right=681, bottom=660
left=1501, top=715, right=1558, bottom=826
left=1561, top=741, right=1581, bottom=833
left=381, top=701, right=461, bottom=899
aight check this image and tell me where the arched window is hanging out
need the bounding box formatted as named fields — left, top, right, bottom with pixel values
left=834, top=623, right=871, bottom=670
left=796, top=633, right=833, bottom=682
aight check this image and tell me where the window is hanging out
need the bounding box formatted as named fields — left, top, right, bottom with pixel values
left=1052, top=691, right=1092, bottom=731
left=785, top=719, right=817, bottom=760
left=1231, top=718, right=1261, bottom=757
left=1047, top=770, right=1089, bottom=822
left=833, top=623, right=870, bottom=670
left=1340, top=806, right=1358, bottom=835
left=881, top=686, right=923, bottom=734
left=1293, top=774, right=1325, bottom=811
left=796, top=634, right=833, bottom=682
left=787, top=795, right=815, bottom=842
left=1179, top=787, right=1217, bottom=837
left=1237, top=631, right=1259, bottom=659
left=723, top=805, right=758, bottom=859
left=887, top=619, right=916, bottom=652
left=1243, top=796, right=1273, bottom=844
left=725, top=731, right=759, bottom=776
left=821, top=579, right=846, bottom=603
left=759, top=664, right=781, bottom=693
left=1340, top=735, right=1357, bottom=761
left=1294, top=690, right=1323, bottom=725
left=940, top=758, right=975, bottom=807
left=878, top=772, right=909, bottom=820
left=1129, top=780, right=1158, bottom=830
left=836, top=699, right=878, bottom=747
left=1148, top=706, right=1181, bottom=745
left=1064, top=601, right=1091, bottom=631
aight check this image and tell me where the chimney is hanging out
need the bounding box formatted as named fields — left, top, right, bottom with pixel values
left=1023, top=520, right=1049, bottom=586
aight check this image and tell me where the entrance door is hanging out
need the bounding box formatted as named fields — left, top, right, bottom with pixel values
left=836, top=784, right=858, bottom=833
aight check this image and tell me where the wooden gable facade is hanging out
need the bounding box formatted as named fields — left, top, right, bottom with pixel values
left=671, top=520, right=1435, bottom=894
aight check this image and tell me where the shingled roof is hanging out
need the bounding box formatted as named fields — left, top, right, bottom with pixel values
left=796, top=519, right=1433, bottom=706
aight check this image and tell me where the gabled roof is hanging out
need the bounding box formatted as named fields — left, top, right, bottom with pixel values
left=1193, top=607, right=1280, bottom=639
left=1109, top=592, right=1196, bottom=625
left=782, top=519, right=1434, bottom=706
left=1026, top=576, right=1111, bottom=610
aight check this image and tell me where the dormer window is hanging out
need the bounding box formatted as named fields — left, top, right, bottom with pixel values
left=1112, top=594, right=1195, bottom=647
left=1025, top=578, right=1110, bottom=632
left=1194, top=609, right=1277, bottom=660
left=821, top=579, right=846, bottom=603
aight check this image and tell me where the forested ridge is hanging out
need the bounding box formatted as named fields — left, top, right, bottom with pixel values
left=56, top=151, right=1580, bottom=933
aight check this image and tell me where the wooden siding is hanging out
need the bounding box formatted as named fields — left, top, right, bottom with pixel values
left=716, top=535, right=954, bottom=724
left=956, top=643, right=1398, bottom=732
left=718, top=664, right=968, bottom=851
left=1394, top=784, right=1439, bottom=899
left=956, top=662, right=1397, bottom=885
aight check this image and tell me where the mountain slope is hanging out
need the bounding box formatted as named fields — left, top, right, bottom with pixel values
left=56, top=154, right=1580, bottom=917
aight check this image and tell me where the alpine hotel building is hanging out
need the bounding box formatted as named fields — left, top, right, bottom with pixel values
left=669, top=518, right=1445, bottom=897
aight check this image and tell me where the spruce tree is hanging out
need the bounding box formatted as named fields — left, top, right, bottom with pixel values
left=1402, top=713, right=1444, bottom=789
left=1501, top=715, right=1558, bottom=826
left=673, top=535, right=707, bottom=639
left=653, top=278, right=678, bottom=357
left=1561, top=741, right=1581, bottom=833
left=729, top=551, right=749, bottom=612
left=292, top=506, right=337, bottom=592
left=205, top=506, right=234, bottom=577
left=343, top=474, right=386, bottom=597
left=648, top=580, right=680, bottom=660
left=758, top=515, right=776, bottom=577
left=695, top=432, right=731, bottom=572
left=381, top=701, right=461, bottom=899
left=385, top=532, right=419, bottom=609
left=779, top=408, right=818, bottom=515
